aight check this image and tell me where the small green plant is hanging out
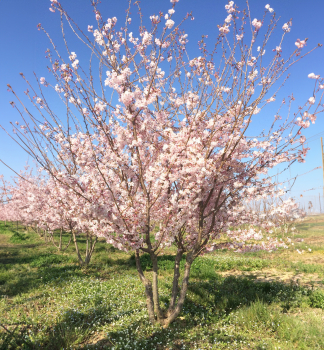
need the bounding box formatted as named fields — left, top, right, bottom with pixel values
left=0, top=324, right=34, bottom=350
left=9, top=232, right=28, bottom=244
left=29, top=254, right=72, bottom=268
left=309, top=289, right=324, bottom=308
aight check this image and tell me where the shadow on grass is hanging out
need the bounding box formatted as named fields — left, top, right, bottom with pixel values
left=4, top=305, right=136, bottom=350
left=0, top=247, right=48, bottom=266
left=48, top=277, right=322, bottom=349
left=76, top=311, right=246, bottom=349
left=2, top=274, right=323, bottom=349
left=0, top=264, right=85, bottom=296
left=127, top=253, right=186, bottom=271
left=0, top=251, right=135, bottom=297
left=187, top=275, right=313, bottom=315
left=0, top=324, right=35, bottom=350
left=296, top=221, right=324, bottom=231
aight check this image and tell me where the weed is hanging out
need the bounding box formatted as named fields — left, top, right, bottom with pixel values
left=309, top=289, right=324, bottom=308
left=9, top=232, right=28, bottom=244
left=29, top=254, right=73, bottom=268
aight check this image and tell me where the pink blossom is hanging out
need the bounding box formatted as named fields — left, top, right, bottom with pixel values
left=225, top=14, right=232, bottom=23
left=308, top=73, right=320, bottom=79
left=308, top=96, right=315, bottom=104
left=82, top=108, right=89, bottom=116
left=142, top=31, right=152, bottom=45
left=150, top=15, right=159, bottom=23
left=282, top=23, right=290, bottom=32
left=295, top=39, right=306, bottom=49
left=219, top=25, right=230, bottom=34
left=120, top=91, right=134, bottom=106
left=165, top=19, right=175, bottom=29
left=40, top=77, right=46, bottom=84
left=72, top=60, right=79, bottom=69
left=69, top=52, right=77, bottom=61
left=225, top=1, right=235, bottom=13
left=248, top=69, right=258, bottom=80
left=252, top=18, right=262, bottom=30
left=309, top=114, right=316, bottom=124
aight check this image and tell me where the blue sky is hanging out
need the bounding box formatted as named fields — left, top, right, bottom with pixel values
left=0, top=0, right=324, bottom=210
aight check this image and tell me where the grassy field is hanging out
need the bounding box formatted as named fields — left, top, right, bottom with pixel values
left=0, top=218, right=324, bottom=349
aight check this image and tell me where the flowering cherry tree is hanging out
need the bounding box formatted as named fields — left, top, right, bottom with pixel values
left=0, top=168, right=42, bottom=230
left=245, top=196, right=306, bottom=234
left=269, top=197, right=306, bottom=235
left=0, top=168, right=97, bottom=262
left=5, top=0, right=324, bottom=325
left=43, top=177, right=99, bottom=263
left=0, top=175, right=13, bottom=226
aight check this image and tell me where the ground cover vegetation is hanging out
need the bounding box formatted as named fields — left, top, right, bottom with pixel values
left=0, top=217, right=324, bottom=349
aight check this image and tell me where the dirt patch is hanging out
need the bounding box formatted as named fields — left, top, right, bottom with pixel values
left=288, top=252, right=324, bottom=265
left=305, top=237, right=324, bottom=246
left=0, top=234, right=12, bottom=246
left=86, top=332, right=114, bottom=348
left=218, top=268, right=323, bottom=287
left=303, top=215, right=324, bottom=222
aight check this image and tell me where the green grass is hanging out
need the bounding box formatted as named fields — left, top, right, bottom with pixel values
left=0, top=219, right=324, bottom=349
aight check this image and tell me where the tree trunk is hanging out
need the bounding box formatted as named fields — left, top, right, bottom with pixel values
left=135, top=249, right=194, bottom=327
left=59, top=228, right=62, bottom=250
left=163, top=253, right=194, bottom=327
left=72, top=231, right=84, bottom=265
left=150, top=252, right=164, bottom=322
left=72, top=231, right=97, bottom=266
left=135, top=250, right=155, bottom=323
left=51, top=228, right=72, bottom=252
left=84, top=233, right=98, bottom=265
left=168, top=249, right=184, bottom=311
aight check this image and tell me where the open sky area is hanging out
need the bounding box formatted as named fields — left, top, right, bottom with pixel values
left=0, top=0, right=324, bottom=211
